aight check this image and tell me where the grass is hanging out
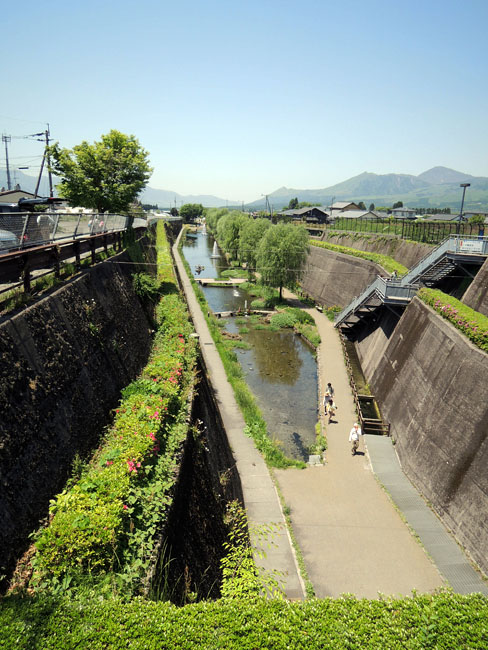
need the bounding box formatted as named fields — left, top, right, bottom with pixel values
left=310, top=239, right=408, bottom=275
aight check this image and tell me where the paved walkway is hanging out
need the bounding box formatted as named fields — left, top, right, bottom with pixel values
left=174, top=237, right=487, bottom=598
left=173, top=235, right=305, bottom=599
left=275, top=291, right=487, bottom=597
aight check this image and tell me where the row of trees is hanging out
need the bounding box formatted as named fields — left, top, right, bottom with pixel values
left=206, top=209, right=309, bottom=300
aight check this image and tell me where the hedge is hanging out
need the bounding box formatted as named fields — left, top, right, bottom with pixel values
left=31, top=223, right=197, bottom=592
left=418, top=288, right=488, bottom=352
left=310, top=240, right=407, bottom=276
left=1, top=592, right=487, bottom=649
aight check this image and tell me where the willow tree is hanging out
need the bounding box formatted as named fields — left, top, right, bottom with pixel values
left=49, top=130, right=152, bottom=213
left=255, top=223, right=309, bottom=300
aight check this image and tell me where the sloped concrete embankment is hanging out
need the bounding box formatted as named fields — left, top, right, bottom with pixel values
left=356, top=297, right=488, bottom=576
left=462, top=257, right=488, bottom=316
left=0, top=255, right=154, bottom=580
left=301, top=246, right=383, bottom=307
left=320, top=231, right=432, bottom=269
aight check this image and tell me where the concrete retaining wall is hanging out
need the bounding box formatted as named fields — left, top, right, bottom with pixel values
left=359, top=298, right=488, bottom=574
left=462, top=257, right=488, bottom=316
left=0, top=255, right=153, bottom=580
left=320, top=231, right=432, bottom=269
left=302, top=245, right=383, bottom=307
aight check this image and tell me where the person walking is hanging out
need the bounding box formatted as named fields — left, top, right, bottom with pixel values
left=327, top=400, right=337, bottom=424
left=348, top=422, right=362, bottom=455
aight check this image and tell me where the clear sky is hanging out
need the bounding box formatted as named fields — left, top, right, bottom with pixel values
left=2, top=0, right=487, bottom=202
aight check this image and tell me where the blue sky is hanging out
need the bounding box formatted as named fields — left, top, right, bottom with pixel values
left=2, top=0, right=487, bottom=202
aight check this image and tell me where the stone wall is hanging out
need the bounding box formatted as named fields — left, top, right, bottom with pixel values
left=0, top=254, right=153, bottom=580
left=358, top=297, right=488, bottom=574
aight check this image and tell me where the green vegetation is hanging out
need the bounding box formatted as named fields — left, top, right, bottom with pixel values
left=179, top=237, right=304, bottom=469
left=179, top=203, right=204, bottom=223
left=256, top=223, right=310, bottom=300
left=29, top=223, right=198, bottom=595
left=418, top=288, right=488, bottom=352
left=310, top=239, right=407, bottom=275
left=49, top=130, right=152, bottom=213
left=1, top=591, right=487, bottom=649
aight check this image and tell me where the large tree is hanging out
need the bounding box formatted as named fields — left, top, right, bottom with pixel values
left=49, top=130, right=152, bottom=213
left=256, top=223, right=309, bottom=300
left=239, top=217, right=271, bottom=270
left=179, top=203, right=204, bottom=223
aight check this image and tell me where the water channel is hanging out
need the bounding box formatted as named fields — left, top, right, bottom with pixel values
left=182, top=229, right=318, bottom=460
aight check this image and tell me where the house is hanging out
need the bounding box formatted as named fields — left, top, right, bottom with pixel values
left=390, top=207, right=417, bottom=219
left=334, top=209, right=383, bottom=220
left=329, top=201, right=361, bottom=216
left=280, top=206, right=330, bottom=224
left=0, top=187, right=36, bottom=203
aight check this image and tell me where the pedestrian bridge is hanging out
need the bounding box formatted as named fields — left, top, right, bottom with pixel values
left=335, top=234, right=488, bottom=330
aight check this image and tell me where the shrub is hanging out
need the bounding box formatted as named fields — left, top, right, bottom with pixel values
left=418, top=288, right=488, bottom=352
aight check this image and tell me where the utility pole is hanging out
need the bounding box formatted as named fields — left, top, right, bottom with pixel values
left=2, top=135, right=12, bottom=190
left=34, top=126, right=53, bottom=198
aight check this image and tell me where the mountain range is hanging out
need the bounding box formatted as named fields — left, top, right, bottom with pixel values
left=248, top=167, right=488, bottom=211
left=2, top=166, right=487, bottom=212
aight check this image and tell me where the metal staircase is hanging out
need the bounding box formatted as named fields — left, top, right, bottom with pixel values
left=335, top=235, right=488, bottom=329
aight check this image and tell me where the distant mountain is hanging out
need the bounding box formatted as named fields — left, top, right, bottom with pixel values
left=0, top=170, right=52, bottom=197
left=248, top=167, right=488, bottom=211
left=417, top=166, right=476, bottom=185
left=0, top=171, right=233, bottom=208
left=140, top=186, right=231, bottom=208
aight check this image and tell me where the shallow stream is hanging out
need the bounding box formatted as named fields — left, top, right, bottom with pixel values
left=182, top=230, right=318, bottom=460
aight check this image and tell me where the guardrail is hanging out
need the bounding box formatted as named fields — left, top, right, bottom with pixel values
left=0, top=212, right=147, bottom=254
left=338, top=329, right=390, bottom=435
left=0, top=218, right=148, bottom=307
left=334, top=276, right=419, bottom=327
left=402, top=234, right=488, bottom=284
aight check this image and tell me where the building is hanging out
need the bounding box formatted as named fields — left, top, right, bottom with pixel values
left=334, top=209, right=383, bottom=220
left=0, top=187, right=36, bottom=203
left=390, top=207, right=417, bottom=219
left=280, top=206, right=330, bottom=224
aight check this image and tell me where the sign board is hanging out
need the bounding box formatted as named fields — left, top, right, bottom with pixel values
left=459, top=239, right=484, bottom=253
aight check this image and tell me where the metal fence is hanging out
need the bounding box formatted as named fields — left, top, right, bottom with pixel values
left=0, top=212, right=138, bottom=253
left=326, top=217, right=485, bottom=245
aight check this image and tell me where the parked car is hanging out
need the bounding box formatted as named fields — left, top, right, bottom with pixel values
left=0, top=228, right=19, bottom=253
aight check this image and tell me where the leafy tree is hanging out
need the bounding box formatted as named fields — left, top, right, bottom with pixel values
left=179, top=203, right=204, bottom=223
left=468, top=214, right=486, bottom=226
left=369, top=203, right=375, bottom=211
left=239, top=217, right=271, bottom=271
left=170, top=207, right=179, bottom=216
left=392, top=201, right=403, bottom=209
left=288, top=197, right=299, bottom=210
left=256, top=224, right=309, bottom=300
left=49, top=130, right=152, bottom=213
left=216, top=211, right=247, bottom=260
left=357, top=201, right=366, bottom=210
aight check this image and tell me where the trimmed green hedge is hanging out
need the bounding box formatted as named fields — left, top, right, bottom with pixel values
left=31, top=223, right=197, bottom=592
left=1, top=592, right=487, bottom=649
left=310, top=240, right=408, bottom=276
left=418, top=288, right=488, bottom=352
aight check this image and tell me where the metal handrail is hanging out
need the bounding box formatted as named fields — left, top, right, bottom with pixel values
left=334, top=234, right=488, bottom=327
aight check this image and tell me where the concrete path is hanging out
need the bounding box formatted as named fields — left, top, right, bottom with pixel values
left=275, top=291, right=487, bottom=596
left=275, top=293, right=445, bottom=598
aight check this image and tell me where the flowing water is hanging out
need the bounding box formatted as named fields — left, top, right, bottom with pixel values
left=182, top=230, right=318, bottom=460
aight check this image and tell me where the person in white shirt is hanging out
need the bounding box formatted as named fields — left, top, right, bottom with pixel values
left=348, top=423, right=362, bottom=455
